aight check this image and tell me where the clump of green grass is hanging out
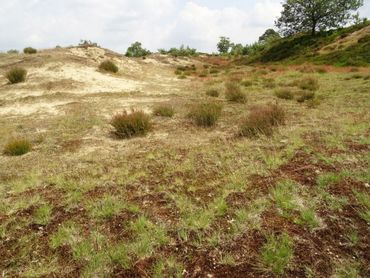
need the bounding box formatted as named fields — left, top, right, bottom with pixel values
left=153, top=104, right=175, bottom=117
left=5, top=67, right=27, bottom=84
left=34, top=204, right=53, bottom=225
left=225, top=82, right=247, bottom=103
left=111, top=110, right=152, bottom=139
left=152, top=256, right=184, bottom=278
left=239, top=104, right=286, bottom=137
left=3, top=138, right=32, bottom=156
left=99, top=60, right=119, bottom=73
left=275, top=88, right=294, bottom=100
left=88, top=195, right=125, bottom=219
left=261, top=233, right=293, bottom=275
left=23, top=47, right=37, bottom=54
left=206, top=89, right=220, bottom=97
left=297, top=77, right=319, bottom=91
left=188, top=102, right=222, bottom=127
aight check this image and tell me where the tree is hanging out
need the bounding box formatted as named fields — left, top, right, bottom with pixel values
left=276, top=0, right=364, bottom=36
left=125, top=42, right=151, bottom=57
left=258, top=29, right=281, bottom=44
left=229, top=43, right=245, bottom=56
left=217, top=37, right=231, bottom=54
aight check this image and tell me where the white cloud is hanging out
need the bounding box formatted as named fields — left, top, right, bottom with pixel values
left=0, top=0, right=368, bottom=53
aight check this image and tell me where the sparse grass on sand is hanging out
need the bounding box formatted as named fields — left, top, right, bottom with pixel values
left=0, top=49, right=369, bottom=277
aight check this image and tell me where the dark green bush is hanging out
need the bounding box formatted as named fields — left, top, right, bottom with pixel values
left=5, top=67, right=27, bottom=84
left=225, top=82, right=247, bottom=103
left=23, top=47, right=37, bottom=54
left=99, top=60, right=119, bottom=73
left=111, top=110, right=151, bottom=138
left=125, top=42, right=151, bottom=57
left=188, top=102, right=222, bottom=127
left=275, top=88, right=294, bottom=100
left=153, top=105, right=175, bottom=117
left=239, top=104, right=286, bottom=137
left=3, top=139, right=32, bottom=156
left=206, top=89, right=220, bottom=97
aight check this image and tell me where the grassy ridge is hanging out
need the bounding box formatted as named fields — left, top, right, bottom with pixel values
left=247, top=21, right=370, bottom=66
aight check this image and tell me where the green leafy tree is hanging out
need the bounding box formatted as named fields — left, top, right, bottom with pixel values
left=276, top=0, right=364, bottom=36
left=259, top=29, right=281, bottom=44
left=229, top=43, right=245, bottom=56
left=217, top=37, right=231, bottom=54
left=125, top=42, right=151, bottom=57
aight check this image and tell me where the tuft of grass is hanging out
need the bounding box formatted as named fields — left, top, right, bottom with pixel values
left=271, top=180, right=298, bottom=216
left=88, top=195, right=125, bottom=219
left=99, top=60, right=119, bottom=73
left=239, top=104, right=286, bottom=137
left=188, top=102, right=222, bottom=127
left=275, top=88, right=294, bottom=100
left=50, top=221, right=81, bottom=249
left=152, top=256, right=184, bottom=278
left=153, top=104, right=175, bottom=117
left=297, top=77, right=319, bottom=91
left=5, top=67, right=27, bottom=84
left=206, top=89, right=220, bottom=97
left=296, top=91, right=315, bottom=103
left=109, top=243, right=131, bottom=269
left=225, top=82, right=247, bottom=103
left=34, top=204, right=53, bottom=225
left=129, top=216, right=169, bottom=259
left=3, top=138, right=32, bottom=156
left=296, top=208, right=321, bottom=230
left=111, top=110, right=152, bottom=139
left=23, top=47, right=37, bottom=54
left=241, top=80, right=253, bottom=87
left=316, top=67, right=327, bottom=74
left=261, top=233, right=293, bottom=275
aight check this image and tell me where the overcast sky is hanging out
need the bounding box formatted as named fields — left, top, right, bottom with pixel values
left=1, top=0, right=370, bottom=53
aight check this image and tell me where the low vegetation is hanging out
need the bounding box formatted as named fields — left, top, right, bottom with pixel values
left=110, top=110, right=151, bottom=138
left=239, top=104, right=285, bottom=137
left=3, top=138, right=32, bottom=156
left=188, top=102, right=222, bottom=127
left=152, top=105, right=175, bottom=117
left=275, top=88, right=294, bottom=100
left=23, top=47, right=37, bottom=54
left=99, top=60, right=119, bottom=73
left=5, top=67, right=27, bottom=84
left=206, top=89, right=220, bottom=97
left=225, top=82, right=247, bottom=103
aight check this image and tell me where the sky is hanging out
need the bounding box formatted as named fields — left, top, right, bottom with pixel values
left=1, top=0, right=370, bottom=53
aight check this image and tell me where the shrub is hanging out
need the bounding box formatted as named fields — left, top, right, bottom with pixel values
left=275, top=88, right=294, bottom=100
left=297, top=77, right=319, bottom=91
left=3, top=138, right=32, bottom=156
left=7, top=49, right=19, bottom=54
left=153, top=105, right=175, bottom=117
left=125, top=42, right=151, bottom=57
left=23, top=47, right=37, bottom=54
left=188, top=102, right=222, bottom=127
left=225, top=82, right=247, bottom=103
left=239, top=104, right=285, bottom=137
left=111, top=110, right=151, bottom=138
left=99, top=60, right=119, bottom=73
left=206, top=89, right=220, bottom=97
left=5, top=67, right=27, bottom=84
left=296, top=91, right=315, bottom=103
left=209, top=68, right=219, bottom=74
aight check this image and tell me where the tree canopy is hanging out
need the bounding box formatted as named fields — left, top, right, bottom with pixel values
left=125, top=42, right=151, bottom=57
left=276, top=0, right=364, bottom=36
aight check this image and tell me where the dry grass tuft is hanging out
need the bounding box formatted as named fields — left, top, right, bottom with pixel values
left=111, top=110, right=152, bottom=138
left=6, top=67, right=27, bottom=84
left=275, top=88, right=294, bottom=100
left=3, top=138, right=32, bottom=156
left=239, top=104, right=286, bottom=137
left=153, top=105, right=175, bottom=117
left=99, top=60, right=119, bottom=73
left=188, top=102, right=222, bottom=127
left=225, top=82, right=247, bottom=103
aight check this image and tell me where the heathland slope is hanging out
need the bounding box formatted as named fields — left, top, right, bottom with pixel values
left=249, top=21, right=370, bottom=66
left=0, top=46, right=369, bottom=277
